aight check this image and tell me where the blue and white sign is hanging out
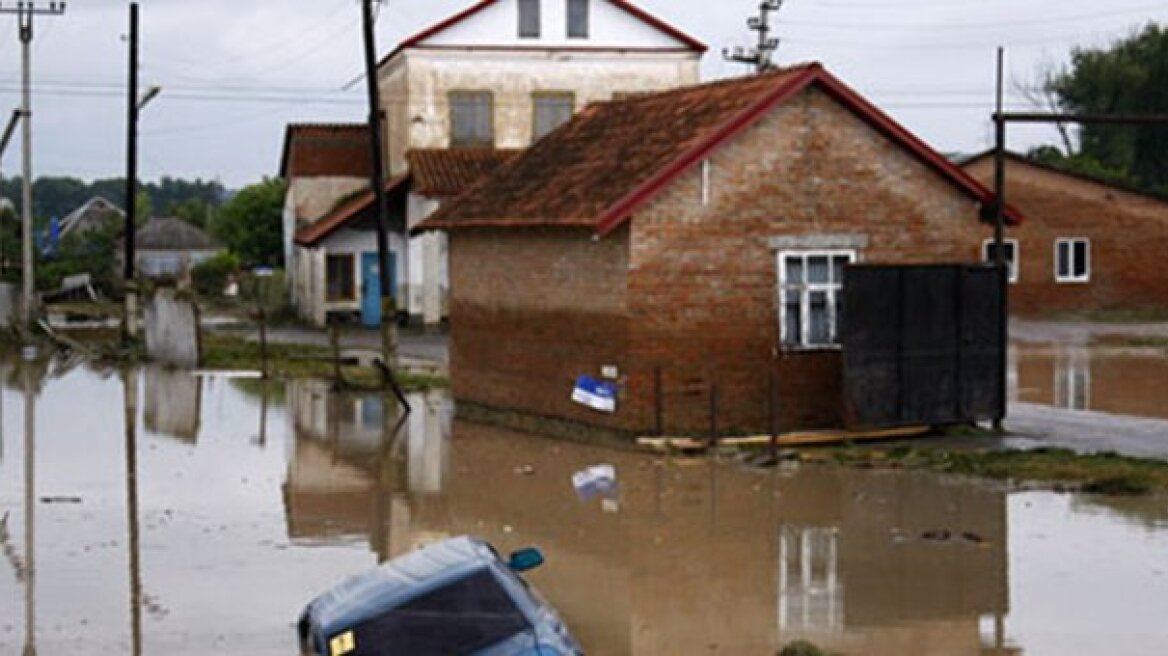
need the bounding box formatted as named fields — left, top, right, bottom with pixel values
left=571, top=375, right=618, bottom=413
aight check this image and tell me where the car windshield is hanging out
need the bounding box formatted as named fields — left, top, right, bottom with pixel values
left=345, top=569, right=531, bottom=654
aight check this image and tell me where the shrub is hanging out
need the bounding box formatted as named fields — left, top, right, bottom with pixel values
left=191, top=251, right=240, bottom=298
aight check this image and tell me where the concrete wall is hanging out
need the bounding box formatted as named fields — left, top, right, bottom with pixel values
left=448, top=87, right=987, bottom=434
left=407, top=193, right=446, bottom=325
left=144, top=288, right=201, bottom=368
left=385, top=50, right=699, bottom=172
left=964, top=157, right=1168, bottom=315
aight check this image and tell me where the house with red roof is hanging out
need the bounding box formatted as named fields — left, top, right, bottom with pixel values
left=281, top=0, right=704, bottom=327
left=416, top=64, right=1016, bottom=435
left=963, top=151, right=1168, bottom=316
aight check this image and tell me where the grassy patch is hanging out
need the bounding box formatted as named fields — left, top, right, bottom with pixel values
left=1090, top=334, right=1168, bottom=349
left=200, top=333, right=447, bottom=392
left=779, top=641, right=839, bottom=656
left=828, top=446, right=1168, bottom=496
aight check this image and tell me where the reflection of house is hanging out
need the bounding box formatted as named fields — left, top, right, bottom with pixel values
left=143, top=367, right=202, bottom=443
left=131, top=217, right=220, bottom=278
left=282, top=382, right=450, bottom=550
left=326, top=418, right=1011, bottom=655
left=964, top=152, right=1168, bottom=315
left=418, top=64, right=1013, bottom=434
left=282, top=0, right=704, bottom=327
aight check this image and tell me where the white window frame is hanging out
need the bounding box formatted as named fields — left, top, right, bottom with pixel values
left=1054, top=237, right=1090, bottom=284
left=982, top=238, right=1019, bottom=283
left=778, top=249, right=856, bottom=350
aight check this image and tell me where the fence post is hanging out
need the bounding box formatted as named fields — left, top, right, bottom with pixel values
left=708, top=379, right=719, bottom=448
left=653, top=366, right=664, bottom=436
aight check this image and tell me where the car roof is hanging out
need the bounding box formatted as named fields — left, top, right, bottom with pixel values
left=304, top=536, right=502, bottom=640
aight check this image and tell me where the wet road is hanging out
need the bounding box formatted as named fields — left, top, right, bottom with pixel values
left=1007, top=343, right=1168, bottom=459
left=1, top=360, right=1167, bottom=654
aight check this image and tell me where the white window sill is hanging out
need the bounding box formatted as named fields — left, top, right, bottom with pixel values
left=1055, top=278, right=1091, bottom=285
left=781, top=344, right=844, bottom=353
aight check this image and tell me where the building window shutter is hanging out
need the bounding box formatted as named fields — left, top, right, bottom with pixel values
left=567, top=0, right=589, bottom=38
left=450, top=91, right=494, bottom=147
left=533, top=93, right=574, bottom=140
left=518, top=0, right=540, bottom=38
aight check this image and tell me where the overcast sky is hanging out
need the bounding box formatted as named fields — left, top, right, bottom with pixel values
left=0, top=0, right=1163, bottom=189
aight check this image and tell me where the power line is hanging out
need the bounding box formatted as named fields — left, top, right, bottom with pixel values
left=785, top=4, right=1166, bottom=32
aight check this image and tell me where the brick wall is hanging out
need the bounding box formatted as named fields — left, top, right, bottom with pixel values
left=448, top=226, right=633, bottom=432
left=448, top=87, right=989, bottom=435
left=626, top=88, right=986, bottom=433
left=965, top=158, right=1168, bottom=315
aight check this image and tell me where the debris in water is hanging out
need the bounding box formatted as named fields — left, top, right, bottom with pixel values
left=572, top=464, right=617, bottom=501
left=514, top=465, right=536, bottom=476
left=40, top=496, right=83, bottom=505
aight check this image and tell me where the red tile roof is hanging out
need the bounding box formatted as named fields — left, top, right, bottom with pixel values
left=294, top=149, right=519, bottom=246
left=279, top=123, right=373, bottom=179
left=418, top=63, right=1022, bottom=235
left=379, top=0, right=706, bottom=66
left=408, top=149, right=522, bottom=198
left=294, top=174, right=410, bottom=247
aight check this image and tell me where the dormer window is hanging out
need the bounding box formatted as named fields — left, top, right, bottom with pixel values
left=518, top=0, right=540, bottom=38
left=567, top=0, right=589, bottom=38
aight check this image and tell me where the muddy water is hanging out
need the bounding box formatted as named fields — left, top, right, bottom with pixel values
left=1012, top=343, right=1168, bottom=420
left=1, top=362, right=1167, bottom=654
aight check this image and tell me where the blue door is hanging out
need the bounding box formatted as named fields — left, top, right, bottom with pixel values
left=361, top=251, right=396, bottom=328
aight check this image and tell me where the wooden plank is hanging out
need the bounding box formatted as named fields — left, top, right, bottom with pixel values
left=636, top=425, right=930, bottom=451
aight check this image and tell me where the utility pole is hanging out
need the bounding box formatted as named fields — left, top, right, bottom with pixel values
left=360, top=0, right=400, bottom=375
left=992, top=47, right=1007, bottom=432
left=124, top=2, right=139, bottom=343
left=723, top=0, right=784, bottom=73
left=0, top=2, right=67, bottom=332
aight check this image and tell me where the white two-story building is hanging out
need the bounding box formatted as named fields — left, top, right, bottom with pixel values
left=283, top=0, right=705, bottom=327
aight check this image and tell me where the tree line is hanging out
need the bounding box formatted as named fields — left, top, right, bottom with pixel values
left=1027, top=23, right=1168, bottom=196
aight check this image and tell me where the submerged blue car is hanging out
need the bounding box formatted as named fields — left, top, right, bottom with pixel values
left=298, top=536, right=583, bottom=656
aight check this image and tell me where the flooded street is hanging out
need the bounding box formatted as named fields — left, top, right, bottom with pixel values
left=2, top=360, right=1168, bottom=654
left=1012, top=342, right=1168, bottom=420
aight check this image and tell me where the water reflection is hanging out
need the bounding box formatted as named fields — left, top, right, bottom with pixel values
left=2, top=359, right=1168, bottom=654
left=143, top=368, right=201, bottom=444
left=1012, top=343, right=1168, bottom=419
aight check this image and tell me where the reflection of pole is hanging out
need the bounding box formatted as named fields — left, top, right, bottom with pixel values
left=123, top=370, right=142, bottom=656
left=22, top=359, right=36, bottom=656
left=257, top=380, right=268, bottom=447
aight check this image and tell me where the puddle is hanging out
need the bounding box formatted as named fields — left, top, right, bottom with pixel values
left=1012, top=342, right=1168, bottom=420
left=1, top=359, right=1167, bottom=654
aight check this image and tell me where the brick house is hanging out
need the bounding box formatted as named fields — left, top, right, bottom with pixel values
left=283, top=0, right=705, bottom=327
left=418, top=64, right=1015, bottom=435
left=964, top=152, right=1168, bottom=316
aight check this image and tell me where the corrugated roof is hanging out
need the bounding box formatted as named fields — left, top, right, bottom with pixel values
left=418, top=63, right=1022, bottom=235
left=136, top=217, right=220, bottom=251
left=408, top=148, right=521, bottom=198
left=279, top=123, right=373, bottom=179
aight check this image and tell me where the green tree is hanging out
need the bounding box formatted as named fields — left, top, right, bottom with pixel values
left=210, top=177, right=286, bottom=267
left=1044, top=24, right=1168, bottom=194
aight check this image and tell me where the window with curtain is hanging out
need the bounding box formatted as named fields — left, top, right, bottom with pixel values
left=779, top=250, right=855, bottom=348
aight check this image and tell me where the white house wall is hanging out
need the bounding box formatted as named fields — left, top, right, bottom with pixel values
left=318, top=227, right=408, bottom=322
left=425, top=0, right=691, bottom=49
left=407, top=193, right=445, bottom=325
left=395, top=50, right=698, bottom=158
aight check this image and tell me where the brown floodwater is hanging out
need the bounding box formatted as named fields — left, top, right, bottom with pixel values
left=1012, top=343, right=1168, bottom=420
left=1, top=360, right=1167, bottom=654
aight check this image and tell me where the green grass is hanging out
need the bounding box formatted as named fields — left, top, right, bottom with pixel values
left=828, top=446, right=1168, bottom=496
left=196, top=333, right=448, bottom=392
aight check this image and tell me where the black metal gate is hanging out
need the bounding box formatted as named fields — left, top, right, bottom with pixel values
left=842, top=264, right=1005, bottom=429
